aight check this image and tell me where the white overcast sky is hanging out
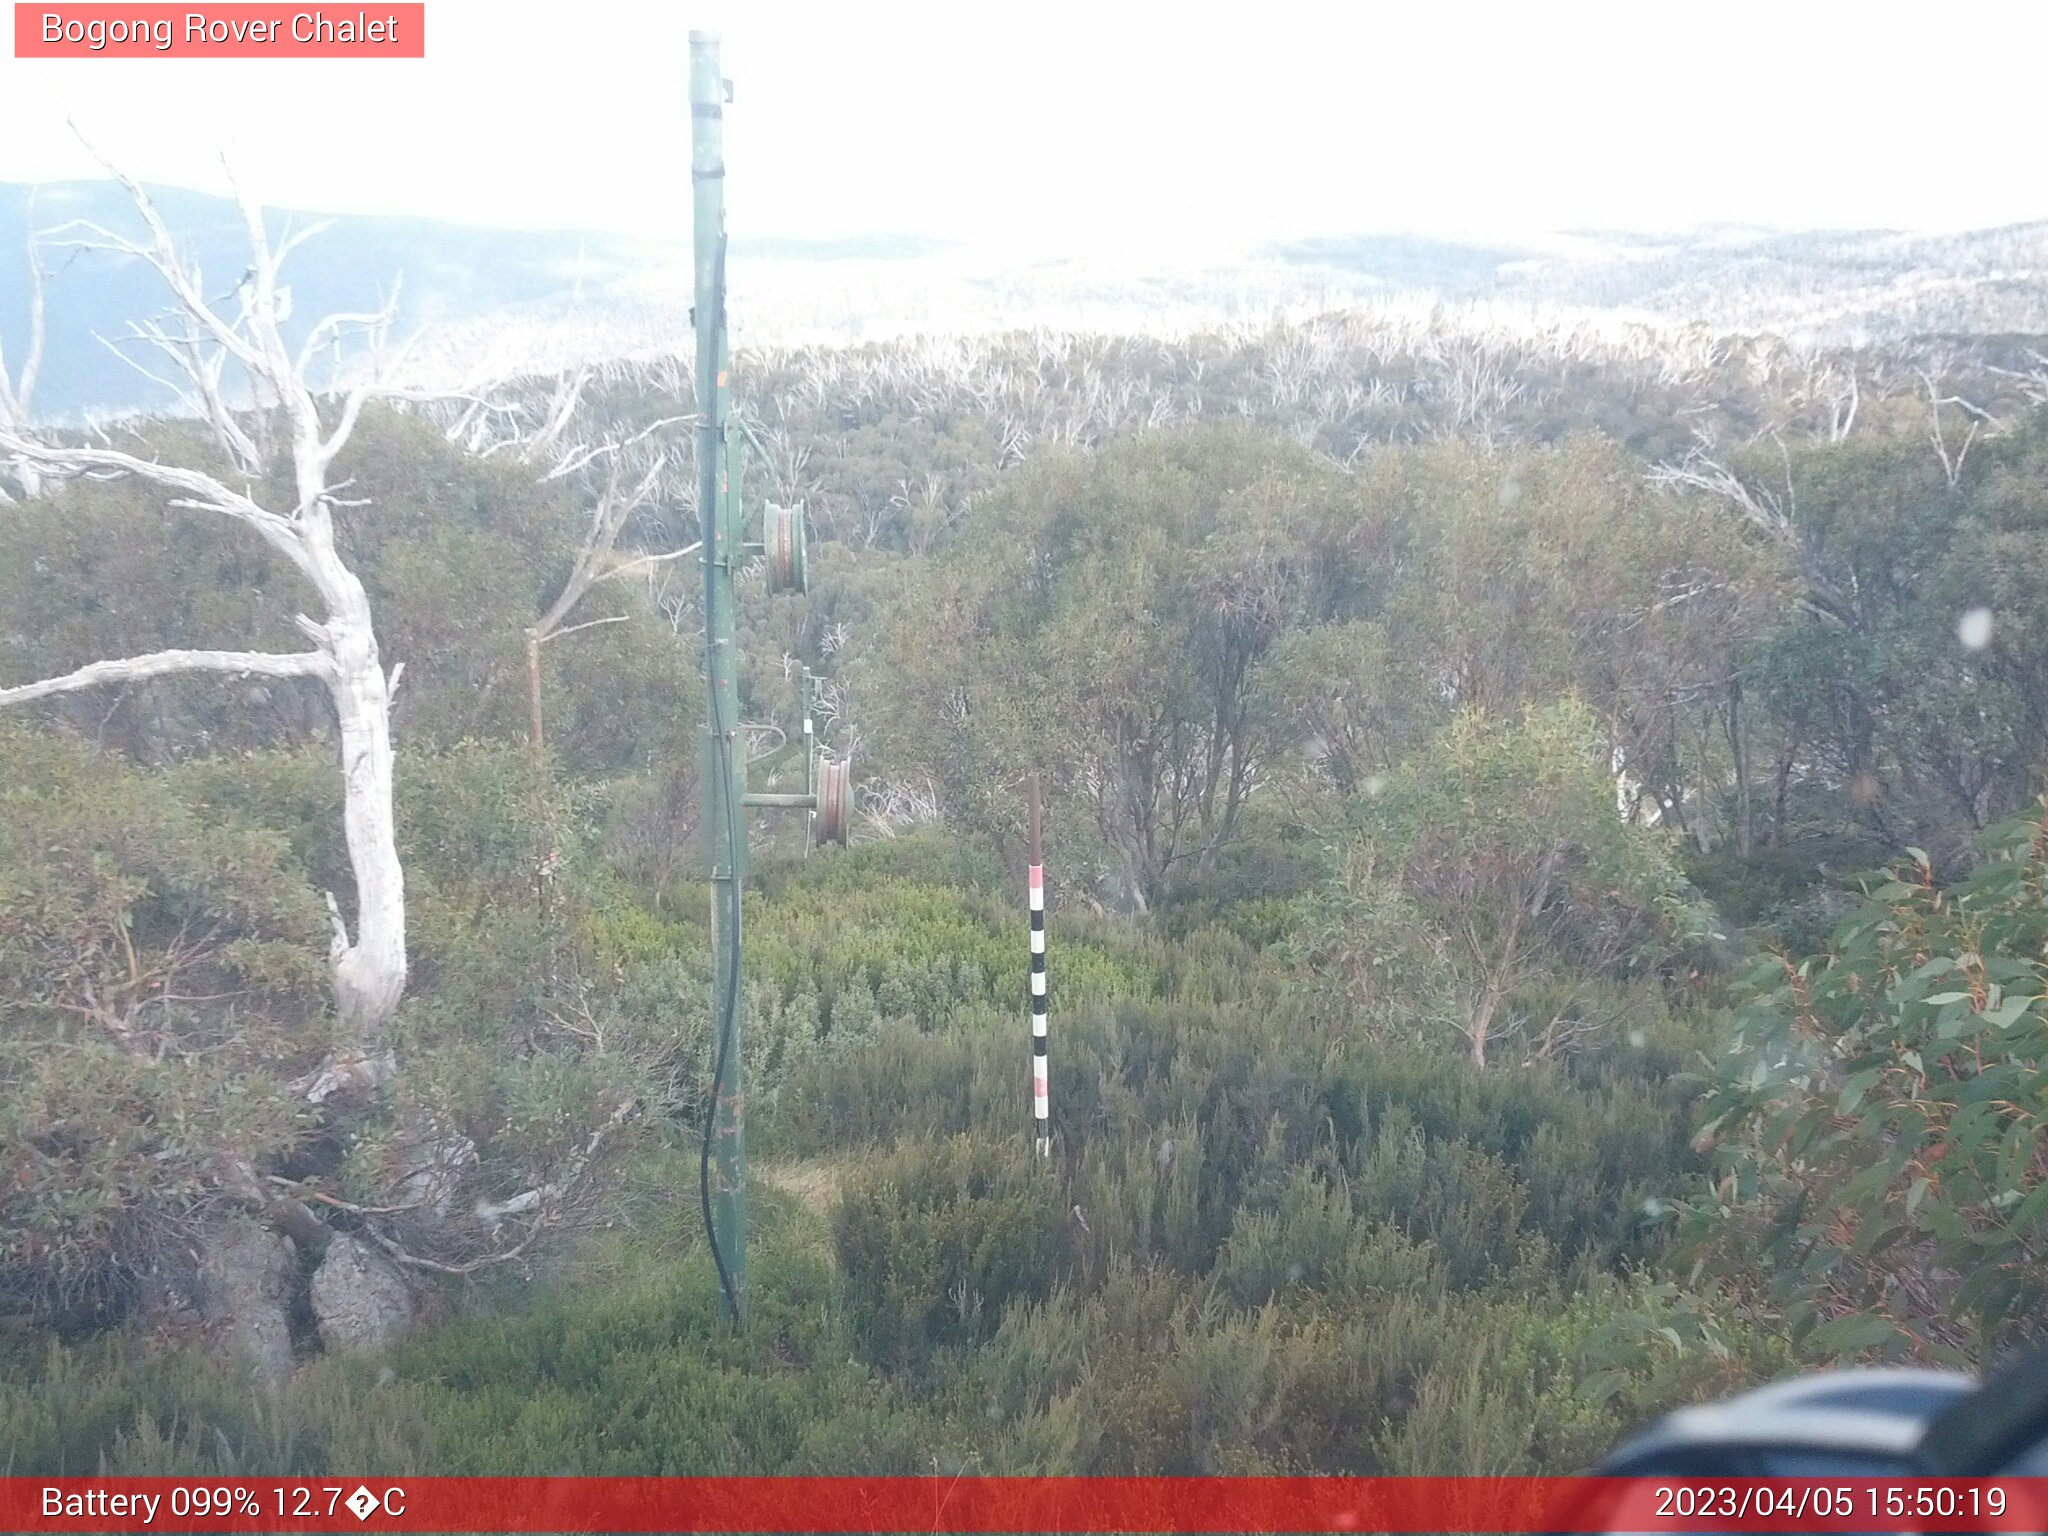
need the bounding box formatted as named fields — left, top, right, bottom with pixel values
left=2, top=0, right=2044, bottom=249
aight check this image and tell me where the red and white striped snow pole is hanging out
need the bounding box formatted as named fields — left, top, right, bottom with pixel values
left=1028, top=774, right=1049, bottom=1157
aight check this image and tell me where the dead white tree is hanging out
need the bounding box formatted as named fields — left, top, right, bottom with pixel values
left=524, top=415, right=693, bottom=754
left=1646, top=441, right=1793, bottom=541
left=0, top=156, right=419, bottom=1060
left=858, top=773, right=942, bottom=838
left=439, top=363, right=590, bottom=463
left=0, top=208, right=46, bottom=499
left=1647, top=436, right=1854, bottom=628
left=1826, top=367, right=1859, bottom=444
left=1985, top=349, right=2048, bottom=408
left=1920, top=368, right=1996, bottom=490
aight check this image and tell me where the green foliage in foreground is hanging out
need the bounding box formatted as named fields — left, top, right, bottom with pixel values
left=1289, top=701, right=1697, bottom=1070
left=0, top=823, right=1785, bottom=1474
left=3, top=773, right=1788, bottom=1474
left=0, top=725, right=328, bottom=1315
left=14, top=389, right=2048, bottom=1476
left=3, top=1147, right=1786, bottom=1478
left=1700, top=801, right=2048, bottom=1362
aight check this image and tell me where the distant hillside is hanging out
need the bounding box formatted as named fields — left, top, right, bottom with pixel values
left=1269, top=221, right=2048, bottom=341
left=7, top=177, right=2048, bottom=420
left=0, top=182, right=947, bottom=420
left=0, top=181, right=674, bottom=419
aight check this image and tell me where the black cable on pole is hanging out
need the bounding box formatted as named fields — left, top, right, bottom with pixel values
left=698, top=238, right=743, bottom=1320
left=700, top=631, right=744, bottom=1320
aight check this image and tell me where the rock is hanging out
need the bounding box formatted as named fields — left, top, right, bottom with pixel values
left=193, top=1218, right=298, bottom=1386
left=311, top=1234, right=414, bottom=1352
left=291, top=1047, right=398, bottom=1106
left=390, top=1119, right=478, bottom=1218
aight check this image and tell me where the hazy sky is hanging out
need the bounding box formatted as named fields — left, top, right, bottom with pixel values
left=3, top=0, right=2045, bottom=248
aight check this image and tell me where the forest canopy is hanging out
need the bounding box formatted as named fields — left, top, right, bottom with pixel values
left=5, top=304, right=2047, bottom=1473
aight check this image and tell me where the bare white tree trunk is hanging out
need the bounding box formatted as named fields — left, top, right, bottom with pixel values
left=520, top=410, right=689, bottom=753
left=1920, top=368, right=1995, bottom=491
left=0, top=203, right=45, bottom=499
left=0, top=151, right=428, bottom=1049
left=326, top=593, right=407, bottom=1038
left=421, top=369, right=695, bottom=754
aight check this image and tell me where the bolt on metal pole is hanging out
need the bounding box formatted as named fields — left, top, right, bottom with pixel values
left=691, top=28, right=746, bottom=1318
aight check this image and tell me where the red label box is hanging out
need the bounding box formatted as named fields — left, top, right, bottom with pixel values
left=14, top=4, right=425, bottom=57
left=6, top=1476, right=2048, bottom=1533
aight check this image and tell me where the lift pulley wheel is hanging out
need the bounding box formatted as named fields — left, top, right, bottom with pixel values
left=764, top=502, right=808, bottom=594
left=814, top=754, right=852, bottom=846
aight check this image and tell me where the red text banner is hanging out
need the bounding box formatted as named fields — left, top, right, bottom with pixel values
left=14, top=5, right=425, bottom=57
left=6, top=1476, right=2048, bottom=1533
